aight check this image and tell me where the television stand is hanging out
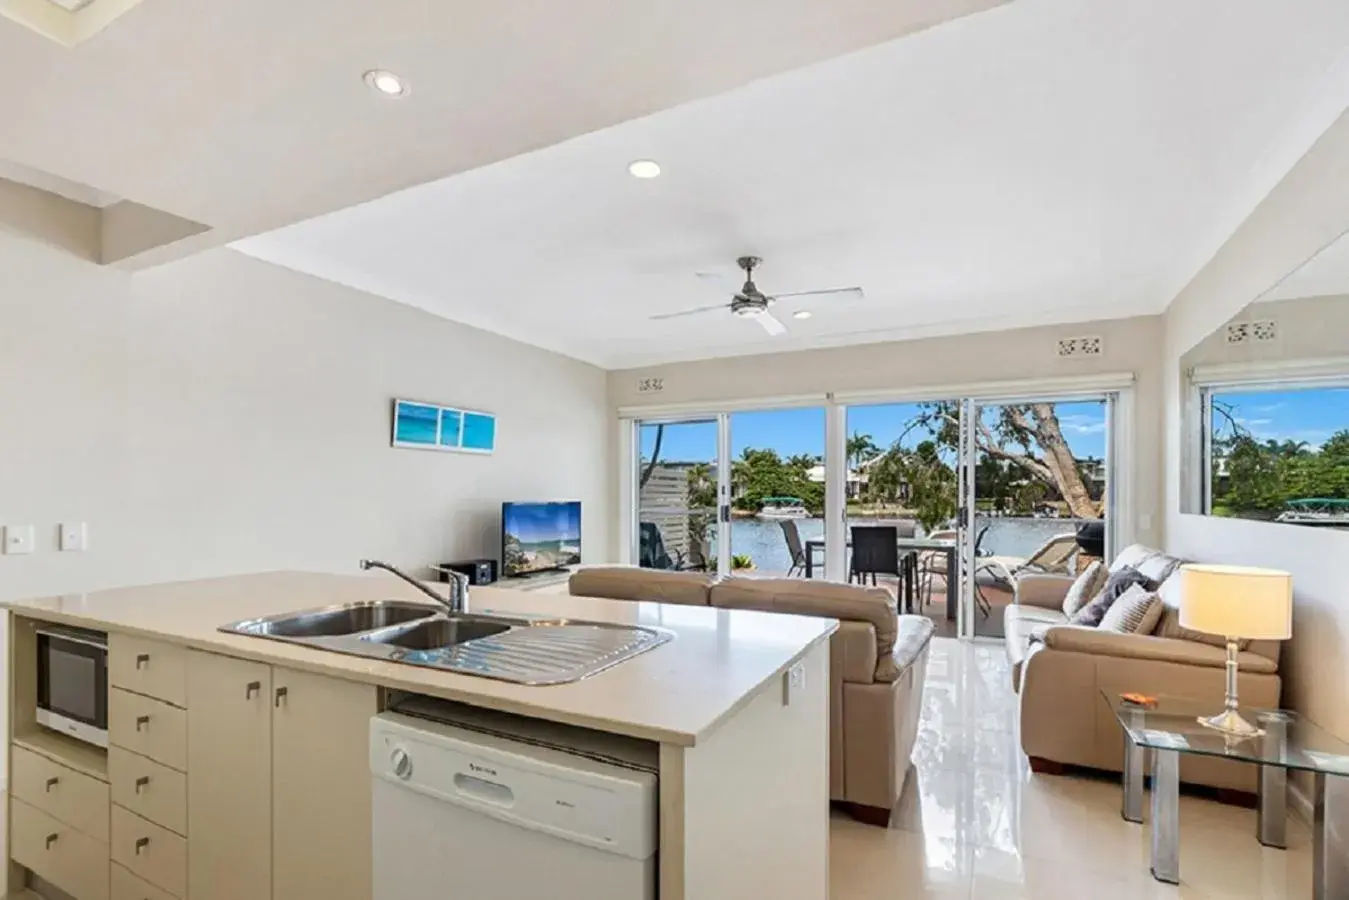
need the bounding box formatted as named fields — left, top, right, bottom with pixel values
left=500, top=567, right=574, bottom=593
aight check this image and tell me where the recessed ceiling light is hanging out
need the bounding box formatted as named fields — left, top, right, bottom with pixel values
left=793, top=310, right=813, bottom=320
left=364, top=70, right=409, bottom=97
left=628, top=160, right=662, bottom=179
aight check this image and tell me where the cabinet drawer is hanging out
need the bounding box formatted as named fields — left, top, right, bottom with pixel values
left=110, top=635, right=188, bottom=707
left=12, top=796, right=110, bottom=900
left=12, top=745, right=111, bottom=842
left=112, top=863, right=177, bottom=900
left=111, top=806, right=187, bottom=898
left=110, top=747, right=186, bottom=836
left=110, top=689, right=187, bottom=771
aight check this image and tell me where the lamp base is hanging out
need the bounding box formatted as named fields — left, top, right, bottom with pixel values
left=1197, top=709, right=1264, bottom=738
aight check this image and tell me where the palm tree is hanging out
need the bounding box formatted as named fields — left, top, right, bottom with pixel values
left=786, top=453, right=819, bottom=473
left=847, top=432, right=879, bottom=469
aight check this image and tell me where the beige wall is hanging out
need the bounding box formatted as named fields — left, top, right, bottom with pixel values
left=609, top=315, right=1166, bottom=547
left=0, top=235, right=611, bottom=598
left=1163, top=108, right=1349, bottom=829
left=1183, top=292, right=1349, bottom=368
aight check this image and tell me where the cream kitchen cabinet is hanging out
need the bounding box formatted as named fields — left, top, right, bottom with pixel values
left=272, top=667, right=377, bottom=900
left=186, top=651, right=378, bottom=900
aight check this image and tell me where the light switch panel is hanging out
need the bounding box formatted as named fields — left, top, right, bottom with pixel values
left=3, top=525, right=35, bottom=555
left=60, top=522, right=88, bottom=552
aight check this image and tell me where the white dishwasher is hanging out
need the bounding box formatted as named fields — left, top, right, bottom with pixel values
left=370, top=710, right=658, bottom=900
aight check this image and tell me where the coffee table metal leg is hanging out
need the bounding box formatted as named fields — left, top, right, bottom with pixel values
left=1122, top=736, right=1144, bottom=823
left=1257, top=762, right=1287, bottom=849
left=1312, top=772, right=1346, bottom=900
left=1150, top=749, right=1180, bottom=885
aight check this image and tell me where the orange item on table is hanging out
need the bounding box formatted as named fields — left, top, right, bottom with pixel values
left=1120, top=692, right=1158, bottom=709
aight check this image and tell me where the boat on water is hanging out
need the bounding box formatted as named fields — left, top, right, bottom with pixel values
left=757, top=496, right=809, bottom=520
left=1275, top=498, right=1349, bottom=526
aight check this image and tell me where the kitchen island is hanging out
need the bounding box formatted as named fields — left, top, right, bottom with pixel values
left=2, top=571, right=835, bottom=900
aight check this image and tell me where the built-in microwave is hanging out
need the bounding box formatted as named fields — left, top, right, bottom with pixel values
left=36, top=624, right=108, bottom=748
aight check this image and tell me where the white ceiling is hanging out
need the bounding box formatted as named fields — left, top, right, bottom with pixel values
left=1264, top=230, right=1349, bottom=302
left=0, top=0, right=995, bottom=261
left=233, top=0, right=1349, bottom=369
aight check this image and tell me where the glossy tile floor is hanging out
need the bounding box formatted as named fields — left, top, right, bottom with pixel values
left=830, top=638, right=1317, bottom=899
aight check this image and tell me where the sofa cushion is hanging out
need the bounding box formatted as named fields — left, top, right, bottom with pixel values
left=1061, top=560, right=1107, bottom=618
left=834, top=621, right=881, bottom=684
left=1153, top=573, right=1252, bottom=650
left=1110, top=544, right=1183, bottom=583
left=1005, top=604, right=1068, bottom=690
left=892, top=615, right=935, bottom=670
left=568, top=567, right=713, bottom=606
left=1070, top=566, right=1153, bottom=627
left=1040, top=627, right=1280, bottom=674
left=1098, top=584, right=1163, bottom=634
left=711, top=577, right=899, bottom=681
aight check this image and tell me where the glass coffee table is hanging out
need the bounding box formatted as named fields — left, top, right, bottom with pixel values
left=1103, top=691, right=1349, bottom=896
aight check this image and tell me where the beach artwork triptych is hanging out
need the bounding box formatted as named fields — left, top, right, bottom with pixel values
left=392, top=399, right=496, bottom=454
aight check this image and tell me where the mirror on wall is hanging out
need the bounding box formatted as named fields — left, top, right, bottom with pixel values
left=1180, top=231, right=1349, bottom=528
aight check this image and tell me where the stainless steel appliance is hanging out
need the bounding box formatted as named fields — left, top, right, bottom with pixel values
left=36, top=624, right=108, bottom=748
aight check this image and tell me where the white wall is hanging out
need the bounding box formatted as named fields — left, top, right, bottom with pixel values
left=609, top=314, right=1166, bottom=547
left=1163, top=109, right=1349, bottom=832
left=0, top=234, right=611, bottom=597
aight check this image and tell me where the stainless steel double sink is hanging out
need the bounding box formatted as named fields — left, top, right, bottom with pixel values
left=219, top=600, right=672, bottom=685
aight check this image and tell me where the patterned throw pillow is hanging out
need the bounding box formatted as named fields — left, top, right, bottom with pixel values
left=1070, top=566, right=1154, bottom=627
left=1061, top=560, right=1107, bottom=618
left=1099, top=584, right=1164, bottom=634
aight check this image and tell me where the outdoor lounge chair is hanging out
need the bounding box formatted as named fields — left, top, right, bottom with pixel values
left=980, top=531, right=1080, bottom=588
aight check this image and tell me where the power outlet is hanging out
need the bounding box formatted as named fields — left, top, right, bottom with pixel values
left=3, top=525, right=35, bottom=555
left=60, top=522, right=88, bottom=552
left=783, top=661, right=806, bottom=706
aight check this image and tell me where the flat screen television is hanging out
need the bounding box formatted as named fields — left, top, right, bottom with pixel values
left=502, top=501, right=582, bottom=577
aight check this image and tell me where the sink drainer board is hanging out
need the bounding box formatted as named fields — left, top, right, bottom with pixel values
left=219, top=600, right=674, bottom=685
left=401, top=625, right=671, bottom=684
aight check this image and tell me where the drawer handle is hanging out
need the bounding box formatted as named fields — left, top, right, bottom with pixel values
left=45, top=833, right=58, bottom=850
left=136, top=653, right=151, bottom=669
left=274, top=686, right=288, bottom=708
left=135, top=775, right=150, bottom=793
left=246, top=680, right=262, bottom=699
left=135, top=837, right=150, bottom=855
left=136, top=715, right=151, bottom=731
left=45, top=777, right=59, bottom=792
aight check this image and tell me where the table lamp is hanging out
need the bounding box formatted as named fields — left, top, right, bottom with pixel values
left=1179, top=564, right=1292, bottom=737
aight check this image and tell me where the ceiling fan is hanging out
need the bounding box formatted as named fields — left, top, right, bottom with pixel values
left=649, top=256, right=863, bottom=336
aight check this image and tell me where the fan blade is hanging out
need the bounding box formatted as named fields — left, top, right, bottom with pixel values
left=650, top=303, right=727, bottom=321
left=772, top=286, right=863, bottom=301
left=756, top=311, right=788, bottom=336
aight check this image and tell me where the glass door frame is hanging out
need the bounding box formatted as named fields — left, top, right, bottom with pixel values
left=628, top=413, right=732, bottom=575
left=957, top=391, right=1120, bottom=640
left=625, top=402, right=834, bottom=577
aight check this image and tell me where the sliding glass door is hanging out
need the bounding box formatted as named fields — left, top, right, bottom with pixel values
left=633, top=408, right=828, bottom=577
left=727, top=407, right=827, bottom=577
left=627, top=389, right=1121, bottom=642
left=635, top=418, right=726, bottom=573
left=959, top=396, right=1114, bottom=639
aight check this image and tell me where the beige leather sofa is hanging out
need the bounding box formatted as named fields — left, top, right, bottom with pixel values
left=1008, top=545, right=1283, bottom=793
left=569, top=567, right=934, bottom=825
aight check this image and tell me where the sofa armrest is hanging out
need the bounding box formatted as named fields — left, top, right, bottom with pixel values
left=1042, top=627, right=1279, bottom=674
left=1014, top=573, right=1074, bottom=610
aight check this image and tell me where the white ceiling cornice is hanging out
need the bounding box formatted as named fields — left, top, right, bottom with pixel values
left=0, top=0, right=145, bottom=46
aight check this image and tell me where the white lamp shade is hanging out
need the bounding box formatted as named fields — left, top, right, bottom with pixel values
left=1178, top=563, right=1292, bottom=640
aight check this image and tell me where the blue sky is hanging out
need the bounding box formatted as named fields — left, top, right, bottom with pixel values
left=1212, top=387, right=1349, bottom=448
left=503, top=502, right=581, bottom=543
left=638, top=401, right=1109, bottom=463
